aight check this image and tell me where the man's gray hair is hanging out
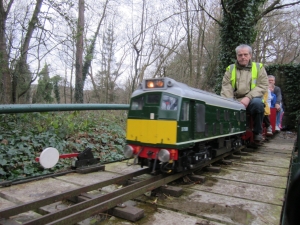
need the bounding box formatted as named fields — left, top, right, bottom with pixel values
left=235, top=44, right=252, bottom=55
left=268, top=75, right=275, bottom=80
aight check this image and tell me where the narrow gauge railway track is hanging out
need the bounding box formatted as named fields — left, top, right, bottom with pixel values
left=0, top=168, right=149, bottom=221
left=0, top=148, right=244, bottom=225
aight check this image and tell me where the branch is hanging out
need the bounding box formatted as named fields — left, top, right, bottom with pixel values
left=255, top=0, right=300, bottom=23
left=198, top=2, right=222, bottom=26
left=6, top=0, right=14, bottom=16
left=220, top=0, right=230, bottom=15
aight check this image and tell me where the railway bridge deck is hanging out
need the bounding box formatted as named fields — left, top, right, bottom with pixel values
left=0, top=131, right=296, bottom=225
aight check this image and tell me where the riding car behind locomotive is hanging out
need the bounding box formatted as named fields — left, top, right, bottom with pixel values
left=123, top=77, right=249, bottom=174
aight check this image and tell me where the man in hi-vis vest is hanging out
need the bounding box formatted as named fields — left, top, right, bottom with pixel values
left=221, top=44, right=268, bottom=142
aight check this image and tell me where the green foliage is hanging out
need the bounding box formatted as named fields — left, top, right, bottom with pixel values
left=215, top=0, right=267, bottom=94
left=13, top=60, right=32, bottom=103
left=52, top=75, right=62, bottom=103
left=33, top=63, right=54, bottom=103
left=0, top=111, right=127, bottom=181
left=266, top=64, right=300, bottom=127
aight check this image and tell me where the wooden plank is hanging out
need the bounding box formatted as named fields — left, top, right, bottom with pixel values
left=260, top=142, right=294, bottom=152
left=55, top=171, right=120, bottom=186
left=205, top=169, right=287, bottom=188
left=258, top=146, right=293, bottom=153
left=227, top=162, right=289, bottom=177
left=221, top=160, right=232, bottom=165
left=0, top=178, right=79, bottom=204
left=137, top=207, right=227, bottom=225
left=0, top=197, right=15, bottom=210
left=188, top=178, right=285, bottom=205
left=237, top=154, right=291, bottom=168
left=156, top=190, right=282, bottom=225
left=255, top=150, right=291, bottom=157
left=257, top=147, right=292, bottom=153
left=205, top=166, right=221, bottom=173
left=104, top=161, right=146, bottom=174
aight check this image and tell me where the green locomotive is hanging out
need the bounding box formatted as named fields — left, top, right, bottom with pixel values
left=123, top=77, right=247, bottom=173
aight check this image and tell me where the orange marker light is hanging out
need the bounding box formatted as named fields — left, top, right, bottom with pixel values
left=146, top=81, right=155, bottom=88
left=146, top=79, right=164, bottom=88
left=156, top=80, right=164, bottom=87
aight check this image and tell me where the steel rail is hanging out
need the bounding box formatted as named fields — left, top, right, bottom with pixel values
left=0, top=168, right=150, bottom=219
left=24, top=173, right=168, bottom=225
left=24, top=172, right=188, bottom=225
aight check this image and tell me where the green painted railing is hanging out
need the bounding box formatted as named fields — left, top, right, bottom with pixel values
left=0, top=104, right=130, bottom=114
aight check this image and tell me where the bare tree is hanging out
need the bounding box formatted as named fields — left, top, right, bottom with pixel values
left=12, top=0, right=43, bottom=103
left=254, top=9, right=300, bottom=64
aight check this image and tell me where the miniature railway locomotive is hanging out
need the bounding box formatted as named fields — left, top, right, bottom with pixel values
left=123, top=77, right=252, bottom=174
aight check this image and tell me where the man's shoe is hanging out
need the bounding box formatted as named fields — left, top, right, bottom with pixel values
left=275, top=125, right=280, bottom=131
left=254, top=133, right=263, bottom=141
left=267, top=126, right=273, bottom=136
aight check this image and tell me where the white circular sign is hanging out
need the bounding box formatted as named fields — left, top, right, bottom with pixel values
left=39, top=147, right=59, bottom=169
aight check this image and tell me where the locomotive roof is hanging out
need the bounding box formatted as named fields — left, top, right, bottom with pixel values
left=132, top=77, right=245, bottom=111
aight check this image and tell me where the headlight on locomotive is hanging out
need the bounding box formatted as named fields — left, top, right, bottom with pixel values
left=158, top=149, right=170, bottom=162
left=124, top=145, right=134, bottom=158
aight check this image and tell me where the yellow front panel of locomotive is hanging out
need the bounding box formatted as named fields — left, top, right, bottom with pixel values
left=126, top=119, right=177, bottom=144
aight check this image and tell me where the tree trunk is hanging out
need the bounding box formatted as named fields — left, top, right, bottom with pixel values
left=185, top=0, right=193, bottom=86
left=0, top=0, right=13, bottom=104
left=74, top=0, right=85, bottom=103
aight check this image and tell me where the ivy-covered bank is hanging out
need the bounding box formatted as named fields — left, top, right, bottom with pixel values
left=0, top=111, right=127, bottom=181
left=266, top=64, right=300, bottom=128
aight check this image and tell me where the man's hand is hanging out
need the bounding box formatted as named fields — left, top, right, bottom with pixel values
left=240, top=97, right=250, bottom=108
left=275, top=103, right=281, bottom=111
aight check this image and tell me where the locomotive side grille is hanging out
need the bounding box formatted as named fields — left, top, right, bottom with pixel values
left=195, top=103, right=205, bottom=132
left=205, top=123, right=209, bottom=136
left=213, top=123, right=216, bottom=135
left=240, top=111, right=245, bottom=121
left=236, top=111, right=240, bottom=121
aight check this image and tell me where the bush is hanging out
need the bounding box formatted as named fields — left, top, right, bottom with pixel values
left=0, top=111, right=127, bottom=181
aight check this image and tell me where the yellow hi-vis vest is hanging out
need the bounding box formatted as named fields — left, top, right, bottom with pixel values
left=227, top=62, right=263, bottom=90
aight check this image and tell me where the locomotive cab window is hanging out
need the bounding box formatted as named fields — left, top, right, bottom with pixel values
left=161, top=94, right=178, bottom=111
left=147, top=94, right=161, bottom=104
left=180, top=101, right=190, bottom=121
left=131, top=96, right=144, bottom=110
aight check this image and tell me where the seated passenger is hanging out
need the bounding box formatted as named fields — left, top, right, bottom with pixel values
left=269, top=83, right=277, bottom=108
left=268, top=75, right=283, bottom=131
left=221, top=44, right=268, bottom=142
left=263, top=90, right=272, bottom=136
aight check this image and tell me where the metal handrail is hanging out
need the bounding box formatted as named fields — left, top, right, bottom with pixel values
left=0, top=104, right=130, bottom=114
